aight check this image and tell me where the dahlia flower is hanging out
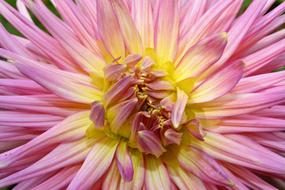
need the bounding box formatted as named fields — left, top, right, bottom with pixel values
left=1, top=0, right=285, bottom=189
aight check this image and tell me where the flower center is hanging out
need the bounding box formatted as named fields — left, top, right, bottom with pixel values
left=87, top=53, right=204, bottom=157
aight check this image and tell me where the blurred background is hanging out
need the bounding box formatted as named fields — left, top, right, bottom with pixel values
left=0, top=0, right=285, bottom=190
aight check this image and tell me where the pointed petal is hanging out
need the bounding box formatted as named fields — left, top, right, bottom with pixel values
left=119, top=151, right=145, bottom=190
left=226, top=164, right=278, bottom=190
left=137, top=130, right=166, bottom=157
left=195, top=86, right=285, bottom=118
left=164, top=129, right=182, bottom=145
left=189, top=61, right=243, bottom=103
left=67, top=137, right=119, bottom=190
left=0, top=49, right=102, bottom=103
left=96, top=0, right=125, bottom=58
left=32, top=166, right=80, bottom=190
left=131, top=0, right=154, bottom=49
left=0, top=111, right=92, bottom=167
left=155, top=0, right=179, bottom=62
left=145, top=156, right=171, bottom=190
left=90, top=101, right=105, bottom=128
left=108, top=98, right=138, bottom=134
left=233, top=70, right=285, bottom=93
left=193, top=132, right=285, bottom=174
left=111, top=0, right=143, bottom=54
left=175, top=34, right=227, bottom=82
left=0, top=138, right=95, bottom=187
left=116, top=141, right=134, bottom=181
left=217, top=0, right=267, bottom=64
left=171, top=88, right=188, bottom=128
left=102, top=161, right=121, bottom=190
left=167, top=162, right=207, bottom=190
left=243, top=38, right=285, bottom=75
left=176, top=0, right=233, bottom=63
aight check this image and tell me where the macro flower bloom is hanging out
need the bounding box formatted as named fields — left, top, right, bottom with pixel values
left=1, top=0, right=285, bottom=189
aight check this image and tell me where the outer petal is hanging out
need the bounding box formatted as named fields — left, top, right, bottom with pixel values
left=145, top=156, right=171, bottom=190
left=116, top=141, right=134, bottom=181
left=175, top=33, right=227, bottom=82
left=155, top=0, right=179, bottom=63
left=0, top=111, right=92, bottom=167
left=111, top=0, right=143, bottom=54
left=102, top=161, right=121, bottom=190
left=243, top=38, right=285, bottom=75
left=96, top=0, right=125, bottom=59
left=119, top=151, right=145, bottom=190
left=32, top=166, right=80, bottom=190
left=217, top=0, right=267, bottom=65
left=67, top=137, right=119, bottom=190
left=171, top=88, right=188, bottom=128
left=176, top=0, right=233, bottom=63
left=195, top=86, right=285, bottom=118
left=0, top=138, right=95, bottom=187
left=167, top=162, right=207, bottom=190
left=0, top=49, right=102, bottom=104
left=226, top=164, right=278, bottom=190
left=131, top=0, right=154, bottom=49
left=189, top=61, right=243, bottom=103
left=193, top=132, right=285, bottom=174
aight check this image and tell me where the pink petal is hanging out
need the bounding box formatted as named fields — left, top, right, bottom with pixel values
left=0, top=111, right=91, bottom=167
left=164, top=128, right=182, bottom=145
left=111, top=0, right=143, bottom=54
left=131, top=0, right=154, bottom=49
left=145, top=156, right=171, bottom=190
left=108, top=98, right=138, bottom=134
left=96, top=0, right=125, bottom=58
left=176, top=0, right=233, bottom=63
left=116, top=141, right=134, bottom=182
left=175, top=33, right=227, bottom=82
left=119, top=151, right=145, bottom=190
left=137, top=130, right=166, bottom=157
left=196, top=86, right=285, bottom=118
left=0, top=138, right=95, bottom=187
left=243, top=38, right=285, bottom=76
left=168, top=163, right=207, bottom=190
left=102, top=161, right=120, bottom=190
left=155, top=0, right=179, bottom=63
left=67, top=137, right=119, bottom=190
left=189, top=61, right=243, bottom=103
left=217, top=0, right=267, bottom=65
left=171, top=88, right=188, bottom=128
left=90, top=101, right=105, bottom=129
left=0, top=49, right=102, bottom=104
left=32, top=166, right=80, bottom=190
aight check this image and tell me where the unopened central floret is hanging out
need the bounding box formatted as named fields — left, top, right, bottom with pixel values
left=88, top=54, right=204, bottom=157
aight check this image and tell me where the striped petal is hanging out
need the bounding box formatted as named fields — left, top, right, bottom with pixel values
left=145, top=156, right=171, bottom=190
left=155, top=0, right=179, bottom=63
left=0, top=138, right=95, bottom=187
left=175, top=33, right=227, bottom=82
left=119, top=151, right=145, bottom=190
left=171, top=88, right=188, bottom=128
left=116, top=141, right=134, bottom=181
left=96, top=0, right=125, bottom=59
left=111, top=0, right=143, bottom=54
left=102, top=161, right=121, bottom=190
left=131, top=0, right=154, bottom=49
left=167, top=161, right=207, bottom=190
left=67, top=137, right=119, bottom=190
left=189, top=61, right=243, bottom=103
left=137, top=130, right=166, bottom=158
left=0, top=49, right=102, bottom=104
